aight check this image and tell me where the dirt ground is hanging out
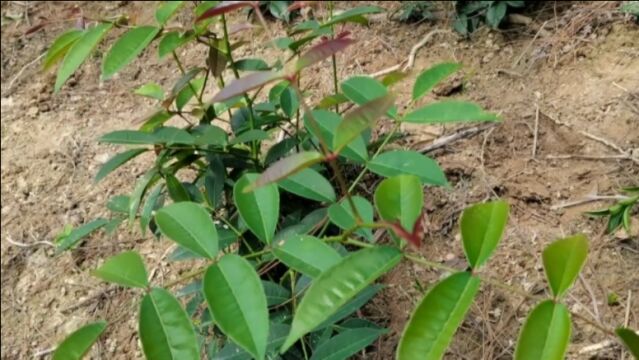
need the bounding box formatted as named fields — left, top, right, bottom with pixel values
left=1, top=1, right=638, bottom=359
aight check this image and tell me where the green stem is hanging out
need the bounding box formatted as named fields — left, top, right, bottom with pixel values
left=403, top=253, right=617, bottom=338
left=221, top=14, right=259, bottom=162
left=171, top=51, right=204, bottom=107
left=348, top=122, right=400, bottom=193
left=163, top=267, right=206, bottom=288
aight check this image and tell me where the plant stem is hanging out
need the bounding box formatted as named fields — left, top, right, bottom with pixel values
left=403, top=253, right=618, bottom=338
left=328, top=1, right=340, bottom=113
left=221, top=14, right=259, bottom=161
left=163, top=267, right=206, bottom=288
left=171, top=51, right=204, bottom=107
left=348, top=122, right=400, bottom=193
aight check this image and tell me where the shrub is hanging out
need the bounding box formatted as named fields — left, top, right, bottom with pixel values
left=46, top=1, right=637, bottom=359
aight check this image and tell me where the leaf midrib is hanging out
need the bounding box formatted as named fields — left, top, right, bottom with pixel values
left=217, top=262, right=261, bottom=358
left=161, top=213, right=212, bottom=258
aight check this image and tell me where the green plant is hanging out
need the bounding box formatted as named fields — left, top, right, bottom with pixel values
left=46, top=1, right=638, bottom=359
left=397, top=1, right=435, bottom=23
left=453, top=0, right=526, bottom=36
left=586, top=186, right=638, bottom=235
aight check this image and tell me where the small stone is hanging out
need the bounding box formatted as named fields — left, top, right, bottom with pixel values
left=95, top=153, right=111, bottom=164
left=27, top=106, right=39, bottom=117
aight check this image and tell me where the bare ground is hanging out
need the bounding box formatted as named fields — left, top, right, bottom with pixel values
left=1, top=1, right=638, bottom=359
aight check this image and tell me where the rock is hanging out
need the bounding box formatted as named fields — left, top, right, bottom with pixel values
left=27, top=106, right=39, bottom=118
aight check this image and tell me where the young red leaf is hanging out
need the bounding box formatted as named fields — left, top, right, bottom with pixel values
left=211, top=71, right=283, bottom=103
left=333, top=94, right=395, bottom=153
left=294, top=37, right=356, bottom=72
left=247, top=151, right=324, bottom=191
left=195, top=1, right=257, bottom=23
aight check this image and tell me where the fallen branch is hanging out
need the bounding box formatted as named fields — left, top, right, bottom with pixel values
left=418, top=123, right=498, bottom=154
left=5, top=52, right=45, bottom=93
left=550, top=194, right=630, bottom=210
left=370, top=29, right=453, bottom=78
left=546, top=154, right=638, bottom=163
left=6, top=236, right=55, bottom=248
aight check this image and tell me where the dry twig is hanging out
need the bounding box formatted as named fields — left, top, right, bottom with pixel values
left=418, top=123, right=498, bottom=154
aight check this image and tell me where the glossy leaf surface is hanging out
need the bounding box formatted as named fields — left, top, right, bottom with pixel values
left=92, top=250, right=148, bottom=288
left=155, top=202, right=219, bottom=259
left=281, top=246, right=401, bottom=351
left=397, top=272, right=480, bottom=360
left=542, top=234, right=589, bottom=298
left=368, top=150, right=447, bottom=186
left=460, top=200, right=509, bottom=269
left=234, top=173, right=279, bottom=244
left=204, top=254, right=268, bottom=360
left=139, top=288, right=200, bottom=360
left=272, top=234, right=342, bottom=278
left=53, top=321, right=107, bottom=360
left=514, top=300, right=571, bottom=360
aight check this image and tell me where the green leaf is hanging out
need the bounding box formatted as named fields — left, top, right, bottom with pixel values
left=154, top=126, right=196, bottom=145
left=56, top=218, right=108, bottom=252
left=140, top=184, right=164, bottom=235
left=278, top=168, right=336, bottom=203
left=304, top=110, right=368, bottom=163
left=107, top=195, right=130, bottom=213
left=53, top=321, right=107, bottom=360
left=397, top=272, right=480, bottom=360
left=486, top=2, right=507, bottom=29
left=333, top=94, right=395, bottom=154
left=135, top=83, right=165, bottom=100
left=262, top=280, right=291, bottom=307
left=158, top=31, right=192, bottom=58
left=165, top=174, right=191, bottom=202
left=460, top=200, right=509, bottom=269
left=204, top=254, right=269, bottom=360
left=155, top=202, right=218, bottom=259
left=229, top=129, right=269, bottom=145
left=368, top=150, right=448, bottom=186
left=235, top=58, right=269, bottom=71
left=102, top=26, right=160, bottom=80
left=542, top=234, right=589, bottom=298
left=412, top=62, right=462, bottom=101
left=95, top=149, right=146, bottom=183
left=315, top=285, right=383, bottom=330
left=214, top=323, right=291, bottom=360
left=100, top=130, right=158, bottom=145
left=374, top=175, right=424, bottom=230
left=514, top=300, right=571, bottom=360
left=281, top=246, right=401, bottom=352
left=251, top=151, right=324, bottom=190
left=43, top=29, right=83, bottom=70
left=129, top=171, right=160, bottom=223
left=328, top=196, right=374, bottom=241
left=616, top=328, right=639, bottom=358
left=175, top=77, right=205, bottom=111
left=280, top=86, right=299, bottom=118
left=272, top=235, right=342, bottom=278
left=310, top=328, right=386, bottom=360
left=194, top=124, right=228, bottom=147
left=318, top=93, right=349, bottom=109
left=139, top=288, right=200, bottom=360
left=234, top=173, right=279, bottom=244
left=92, top=250, right=148, bottom=288
left=321, top=6, right=383, bottom=28
left=341, top=76, right=397, bottom=118
left=403, top=101, right=499, bottom=124
left=156, top=1, right=183, bottom=26
left=55, top=23, right=112, bottom=92
left=139, top=109, right=173, bottom=132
